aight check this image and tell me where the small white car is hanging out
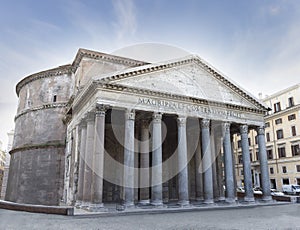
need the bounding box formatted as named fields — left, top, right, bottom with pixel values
left=253, top=187, right=263, bottom=195
left=270, top=189, right=284, bottom=196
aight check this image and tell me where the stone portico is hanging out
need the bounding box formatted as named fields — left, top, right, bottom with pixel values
left=63, top=51, right=272, bottom=210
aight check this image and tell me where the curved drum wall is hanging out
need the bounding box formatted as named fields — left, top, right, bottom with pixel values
left=5, top=66, right=73, bottom=205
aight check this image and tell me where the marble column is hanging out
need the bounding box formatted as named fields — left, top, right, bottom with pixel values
left=124, top=109, right=135, bottom=207
left=201, top=119, right=214, bottom=204
left=89, top=106, right=106, bottom=211
left=223, top=123, right=235, bottom=203
left=177, top=116, right=190, bottom=206
left=257, top=126, right=272, bottom=201
left=151, top=112, right=163, bottom=206
left=139, top=119, right=150, bottom=204
left=82, top=112, right=95, bottom=208
left=75, top=121, right=87, bottom=207
left=195, top=138, right=204, bottom=201
left=240, top=125, right=254, bottom=202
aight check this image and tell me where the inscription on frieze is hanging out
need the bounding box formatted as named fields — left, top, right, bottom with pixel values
left=138, top=97, right=244, bottom=119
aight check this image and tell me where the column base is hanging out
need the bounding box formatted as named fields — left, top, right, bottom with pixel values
left=196, top=197, right=204, bottom=202
left=262, top=195, right=273, bottom=202
left=124, top=201, right=135, bottom=209
left=225, top=197, right=236, bottom=204
left=88, top=203, right=105, bottom=212
left=218, top=196, right=226, bottom=202
left=203, top=198, right=214, bottom=205
left=151, top=200, right=164, bottom=207
left=244, top=196, right=255, bottom=203
left=177, top=200, right=190, bottom=207
left=80, top=201, right=90, bottom=209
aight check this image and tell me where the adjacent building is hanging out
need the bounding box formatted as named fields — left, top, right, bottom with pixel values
left=0, top=141, right=6, bottom=197
left=6, top=48, right=272, bottom=208
left=0, top=130, right=14, bottom=199
left=234, top=84, right=300, bottom=191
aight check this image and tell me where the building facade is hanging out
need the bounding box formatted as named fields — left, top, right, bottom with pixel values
left=234, top=84, right=300, bottom=191
left=0, top=141, right=6, bottom=197
left=0, top=130, right=14, bottom=200
left=6, top=48, right=272, bottom=208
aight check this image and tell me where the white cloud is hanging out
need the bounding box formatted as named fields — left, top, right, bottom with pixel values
left=112, top=0, right=137, bottom=43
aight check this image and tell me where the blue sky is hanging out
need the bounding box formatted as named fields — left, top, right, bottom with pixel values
left=0, top=0, right=300, bottom=148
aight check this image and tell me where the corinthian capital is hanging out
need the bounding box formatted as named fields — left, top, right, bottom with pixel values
left=256, top=126, right=265, bottom=135
left=239, top=124, right=248, bottom=134
left=201, top=119, right=210, bottom=129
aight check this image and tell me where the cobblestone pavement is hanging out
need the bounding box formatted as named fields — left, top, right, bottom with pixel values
left=1, top=203, right=300, bottom=229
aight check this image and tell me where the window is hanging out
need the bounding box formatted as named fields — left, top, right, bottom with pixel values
left=288, top=97, right=294, bottom=107
left=291, top=144, right=300, bottom=156
left=241, top=169, right=244, bottom=176
left=267, top=149, right=273, bottom=159
left=282, top=178, right=289, bottom=185
left=238, top=140, right=241, bottom=148
left=276, top=129, right=284, bottom=139
left=238, top=155, right=243, bottom=164
left=275, top=118, right=282, bottom=125
left=265, top=122, right=270, bottom=128
left=282, top=166, right=287, bottom=173
left=255, top=136, right=258, bottom=144
left=278, top=147, right=286, bottom=158
left=292, top=126, right=297, bottom=136
left=53, top=95, right=57, bottom=102
left=270, top=167, right=274, bottom=174
left=256, top=151, right=259, bottom=161
left=274, top=102, right=281, bottom=113
left=296, top=165, right=300, bottom=173
left=288, top=114, right=296, bottom=121
left=248, top=138, right=251, bottom=146
left=266, top=133, right=270, bottom=142
left=250, top=151, right=253, bottom=162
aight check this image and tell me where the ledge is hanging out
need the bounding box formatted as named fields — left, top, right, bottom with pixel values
left=0, top=200, right=74, bottom=215
left=10, top=142, right=65, bottom=155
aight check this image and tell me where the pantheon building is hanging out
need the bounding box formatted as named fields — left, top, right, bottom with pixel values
left=5, top=48, right=272, bottom=210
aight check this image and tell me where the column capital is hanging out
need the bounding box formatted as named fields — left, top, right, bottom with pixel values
left=240, top=124, right=248, bottom=134
left=201, top=119, right=210, bottom=129
left=222, top=122, right=231, bottom=134
left=125, top=109, right=135, bottom=120
left=256, top=126, right=265, bottom=135
left=177, top=116, right=187, bottom=126
left=95, top=104, right=108, bottom=117
left=152, top=112, right=162, bottom=123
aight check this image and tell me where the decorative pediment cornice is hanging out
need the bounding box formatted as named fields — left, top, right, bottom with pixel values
left=16, top=65, right=72, bottom=96
left=71, top=48, right=148, bottom=72
left=99, top=55, right=268, bottom=111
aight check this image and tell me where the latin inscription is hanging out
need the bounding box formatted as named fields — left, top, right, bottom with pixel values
left=138, top=97, right=244, bottom=119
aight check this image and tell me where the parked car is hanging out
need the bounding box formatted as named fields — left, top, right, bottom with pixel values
left=270, top=189, right=284, bottom=196
left=236, top=187, right=245, bottom=193
left=282, top=184, right=300, bottom=195
left=253, top=187, right=263, bottom=195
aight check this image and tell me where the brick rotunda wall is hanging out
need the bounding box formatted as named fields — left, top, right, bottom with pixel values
left=5, top=65, right=73, bottom=205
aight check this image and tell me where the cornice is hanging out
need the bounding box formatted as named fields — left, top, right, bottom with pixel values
left=15, top=103, right=68, bottom=121
left=264, top=104, right=300, bottom=120
left=10, top=142, right=65, bottom=155
left=72, top=80, right=266, bottom=116
left=100, top=56, right=267, bottom=111
left=16, top=65, right=72, bottom=96
left=71, top=48, right=148, bottom=72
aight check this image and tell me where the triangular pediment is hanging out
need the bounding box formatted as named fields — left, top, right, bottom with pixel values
left=98, top=56, right=267, bottom=110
